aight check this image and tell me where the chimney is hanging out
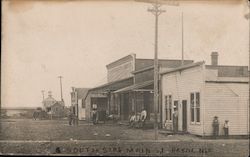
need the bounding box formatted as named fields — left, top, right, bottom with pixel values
left=211, top=52, right=218, bottom=66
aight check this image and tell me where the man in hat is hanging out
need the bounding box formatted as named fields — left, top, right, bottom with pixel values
left=223, top=120, right=229, bottom=138
left=212, top=116, right=219, bottom=138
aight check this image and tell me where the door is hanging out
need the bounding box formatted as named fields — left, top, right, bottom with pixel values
left=173, top=101, right=179, bottom=131
left=182, top=100, right=187, bottom=132
left=123, top=93, right=130, bottom=120
left=143, top=91, right=153, bottom=120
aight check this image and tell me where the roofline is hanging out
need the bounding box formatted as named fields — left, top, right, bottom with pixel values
left=75, top=88, right=91, bottom=90
left=106, top=53, right=136, bottom=69
left=205, top=81, right=249, bottom=84
left=132, top=59, right=194, bottom=74
left=205, top=65, right=248, bottom=68
left=160, top=61, right=205, bottom=75
left=113, top=80, right=154, bottom=93
left=136, top=58, right=194, bottom=62
left=83, top=77, right=134, bottom=101
left=89, top=76, right=134, bottom=91
left=132, top=65, right=154, bottom=74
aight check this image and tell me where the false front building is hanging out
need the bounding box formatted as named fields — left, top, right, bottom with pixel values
left=84, top=53, right=193, bottom=122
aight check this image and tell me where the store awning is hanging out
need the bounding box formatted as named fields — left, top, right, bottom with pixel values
left=113, top=80, right=154, bottom=93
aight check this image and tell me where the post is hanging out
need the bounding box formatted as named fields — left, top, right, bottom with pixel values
left=148, top=1, right=165, bottom=140
left=181, top=12, right=184, bottom=65
left=154, top=9, right=159, bottom=140
left=58, top=76, right=63, bottom=102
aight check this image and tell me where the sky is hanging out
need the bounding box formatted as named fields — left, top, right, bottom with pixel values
left=2, top=0, right=249, bottom=108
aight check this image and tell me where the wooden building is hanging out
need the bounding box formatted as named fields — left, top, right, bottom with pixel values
left=84, top=77, right=134, bottom=121
left=83, top=53, right=193, bottom=122
left=160, top=52, right=249, bottom=136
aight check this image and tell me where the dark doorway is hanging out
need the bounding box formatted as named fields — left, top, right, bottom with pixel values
left=143, top=91, right=153, bottom=120
left=91, top=97, right=108, bottom=111
left=122, top=93, right=130, bottom=120
left=182, top=100, right=187, bottom=132
left=173, top=100, right=179, bottom=131
left=91, top=97, right=108, bottom=122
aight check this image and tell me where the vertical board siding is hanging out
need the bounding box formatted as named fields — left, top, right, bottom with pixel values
left=161, top=65, right=204, bottom=135
left=204, top=83, right=249, bottom=135
left=107, top=57, right=134, bottom=82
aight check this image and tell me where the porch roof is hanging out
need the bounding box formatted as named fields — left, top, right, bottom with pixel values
left=113, top=80, right=154, bottom=93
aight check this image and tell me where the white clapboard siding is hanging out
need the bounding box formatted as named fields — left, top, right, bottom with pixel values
left=204, top=83, right=249, bottom=135
left=161, top=65, right=205, bottom=135
left=78, top=99, right=86, bottom=120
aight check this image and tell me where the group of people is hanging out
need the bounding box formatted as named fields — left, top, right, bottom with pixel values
left=212, top=116, right=229, bottom=138
left=129, top=108, right=147, bottom=128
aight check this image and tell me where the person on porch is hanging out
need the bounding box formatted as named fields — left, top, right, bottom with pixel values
left=129, top=112, right=136, bottom=127
left=140, top=107, right=147, bottom=128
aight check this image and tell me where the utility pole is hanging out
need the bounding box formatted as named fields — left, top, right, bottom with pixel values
left=148, top=0, right=165, bottom=140
left=58, top=76, right=63, bottom=102
left=181, top=11, right=184, bottom=65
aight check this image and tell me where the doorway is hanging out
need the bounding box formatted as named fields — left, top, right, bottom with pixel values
left=182, top=100, right=187, bottom=132
left=122, top=93, right=130, bottom=120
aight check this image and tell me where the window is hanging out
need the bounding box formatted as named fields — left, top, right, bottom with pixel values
left=190, top=92, right=200, bottom=123
left=165, top=95, right=172, bottom=121
left=165, top=96, right=168, bottom=121
left=190, top=93, right=195, bottom=122
left=169, top=96, right=172, bottom=120
left=196, top=93, right=200, bottom=122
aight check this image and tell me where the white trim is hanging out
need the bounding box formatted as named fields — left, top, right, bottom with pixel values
left=190, top=91, right=201, bottom=125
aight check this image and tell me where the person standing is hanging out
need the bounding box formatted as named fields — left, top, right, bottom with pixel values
left=223, top=120, right=229, bottom=138
left=68, top=111, right=73, bottom=126
left=212, top=116, right=219, bottom=138
left=91, top=104, right=98, bottom=125
left=172, top=108, right=178, bottom=134
left=140, top=108, right=147, bottom=128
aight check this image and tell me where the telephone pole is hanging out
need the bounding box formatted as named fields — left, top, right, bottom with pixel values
left=58, top=76, right=63, bottom=102
left=181, top=11, right=184, bottom=65
left=148, top=0, right=165, bottom=140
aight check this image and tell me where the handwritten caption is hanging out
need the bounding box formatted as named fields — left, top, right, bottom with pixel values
left=55, top=146, right=212, bottom=155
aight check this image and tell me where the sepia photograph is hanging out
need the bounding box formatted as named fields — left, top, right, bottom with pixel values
left=1, top=0, right=250, bottom=156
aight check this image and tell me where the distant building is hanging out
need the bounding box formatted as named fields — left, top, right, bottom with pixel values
left=43, top=91, right=57, bottom=112
left=42, top=91, right=66, bottom=118
left=160, top=52, right=249, bottom=136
